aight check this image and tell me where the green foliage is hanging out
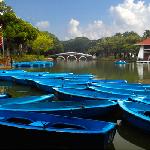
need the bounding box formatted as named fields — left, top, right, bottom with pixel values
left=0, top=1, right=14, bottom=14
left=32, top=31, right=64, bottom=55
left=1, top=1, right=149, bottom=62
left=32, top=32, right=54, bottom=53
left=0, top=1, right=63, bottom=59
left=62, top=37, right=90, bottom=53
left=1, top=1, right=39, bottom=57
left=3, top=17, right=38, bottom=44
left=87, top=32, right=141, bottom=58
left=62, top=31, right=141, bottom=60
left=13, top=54, right=45, bottom=62
left=143, top=30, right=150, bottom=39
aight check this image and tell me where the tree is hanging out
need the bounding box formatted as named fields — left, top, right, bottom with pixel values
left=143, top=30, right=150, bottom=39
left=32, top=32, right=54, bottom=55
left=87, top=31, right=140, bottom=59
left=62, top=37, right=90, bottom=53
left=46, top=32, right=64, bottom=55
left=1, top=1, right=38, bottom=56
left=0, top=1, right=14, bottom=14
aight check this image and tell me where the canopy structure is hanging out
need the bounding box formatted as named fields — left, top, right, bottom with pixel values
left=135, top=38, right=150, bottom=46
left=136, top=38, right=150, bottom=61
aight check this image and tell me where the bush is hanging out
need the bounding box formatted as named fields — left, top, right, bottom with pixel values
left=12, top=54, right=45, bottom=62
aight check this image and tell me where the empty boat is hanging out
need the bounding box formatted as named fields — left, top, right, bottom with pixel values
left=118, top=101, right=150, bottom=132
left=0, top=110, right=116, bottom=149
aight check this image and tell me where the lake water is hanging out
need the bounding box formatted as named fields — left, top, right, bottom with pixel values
left=26, top=60, right=150, bottom=83
left=0, top=60, right=150, bottom=149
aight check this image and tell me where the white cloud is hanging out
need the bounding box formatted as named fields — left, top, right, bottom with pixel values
left=67, top=18, right=112, bottom=40
left=83, top=20, right=112, bottom=39
left=66, top=0, right=150, bottom=40
left=35, top=21, right=50, bottom=31
left=110, top=0, right=150, bottom=35
left=68, top=19, right=83, bottom=37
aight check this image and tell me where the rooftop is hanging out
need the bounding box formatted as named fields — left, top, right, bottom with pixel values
left=135, top=38, right=150, bottom=45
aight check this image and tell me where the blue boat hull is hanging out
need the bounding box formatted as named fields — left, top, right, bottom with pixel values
left=0, top=94, right=54, bottom=105
left=1, top=100, right=117, bottom=118
left=0, top=110, right=116, bottom=149
left=122, top=110, right=150, bottom=132
left=53, top=87, right=130, bottom=101
left=118, top=101, right=150, bottom=132
left=0, top=124, right=114, bottom=149
left=0, top=93, right=11, bottom=99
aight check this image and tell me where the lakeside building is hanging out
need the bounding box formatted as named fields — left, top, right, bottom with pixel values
left=136, top=38, right=150, bottom=62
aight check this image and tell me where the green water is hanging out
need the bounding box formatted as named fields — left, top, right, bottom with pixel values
left=27, top=60, right=150, bottom=83
left=0, top=60, right=150, bottom=149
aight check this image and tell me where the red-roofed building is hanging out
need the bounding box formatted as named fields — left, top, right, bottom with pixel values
left=136, top=38, right=150, bottom=61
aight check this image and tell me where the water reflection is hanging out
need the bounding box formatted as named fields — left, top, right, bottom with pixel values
left=0, top=81, right=46, bottom=98
left=26, top=61, right=150, bottom=83
left=57, top=60, right=97, bottom=69
left=115, top=64, right=126, bottom=69
left=137, top=63, right=144, bottom=79
left=117, top=121, right=150, bottom=150
left=136, top=63, right=150, bottom=81
left=0, top=81, right=13, bottom=94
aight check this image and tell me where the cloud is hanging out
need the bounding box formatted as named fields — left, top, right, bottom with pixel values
left=35, top=21, right=50, bottom=31
left=110, top=0, right=150, bottom=35
left=66, top=0, right=150, bottom=40
left=68, top=19, right=83, bottom=37
left=83, top=20, right=112, bottom=39
left=67, top=18, right=112, bottom=40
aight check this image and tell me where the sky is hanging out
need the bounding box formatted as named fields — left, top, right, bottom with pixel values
left=4, top=0, right=150, bottom=40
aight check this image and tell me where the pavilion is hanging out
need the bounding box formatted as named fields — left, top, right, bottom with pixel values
left=136, top=38, right=150, bottom=62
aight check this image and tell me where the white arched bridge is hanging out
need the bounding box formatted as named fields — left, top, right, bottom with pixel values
left=55, top=52, right=95, bottom=61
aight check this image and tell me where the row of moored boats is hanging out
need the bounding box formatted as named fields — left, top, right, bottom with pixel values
left=0, top=69, right=149, bottom=148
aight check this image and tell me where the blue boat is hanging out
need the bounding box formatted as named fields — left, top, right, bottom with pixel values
left=37, top=83, right=87, bottom=93
left=92, top=82, right=150, bottom=90
left=0, top=110, right=116, bottom=149
left=13, top=61, right=54, bottom=68
left=41, top=72, right=74, bottom=79
left=115, top=60, right=127, bottom=64
left=0, top=70, right=27, bottom=81
left=89, top=85, right=150, bottom=104
left=0, top=94, right=54, bottom=105
left=0, top=70, right=26, bottom=73
left=0, top=70, right=48, bottom=81
left=117, top=121, right=150, bottom=149
left=34, top=78, right=89, bottom=93
left=53, top=87, right=132, bottom=101
left=91, top=79, right=128, bottom=84
left=118, top=101, right=150, bottom=132
left=89, top=85, right=150, bottom=97
left=1, top=99, right=117, bottom=118
left=0, top=93, right=11, bottom=99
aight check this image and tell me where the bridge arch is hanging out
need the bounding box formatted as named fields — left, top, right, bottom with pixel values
left=79, top=56, right=87, bottom=61
left=55, top=52, right=94, bottom=61
left=67, top=55, right=77, bottom=61
left=56, top=56, right=65, bottom=61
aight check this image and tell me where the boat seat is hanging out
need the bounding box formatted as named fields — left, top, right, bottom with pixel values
left=30, top=121, right=86, bottom=130
left=51, top=123, right=86, bottom=130
left=6, top=117, right=33, bottom=125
